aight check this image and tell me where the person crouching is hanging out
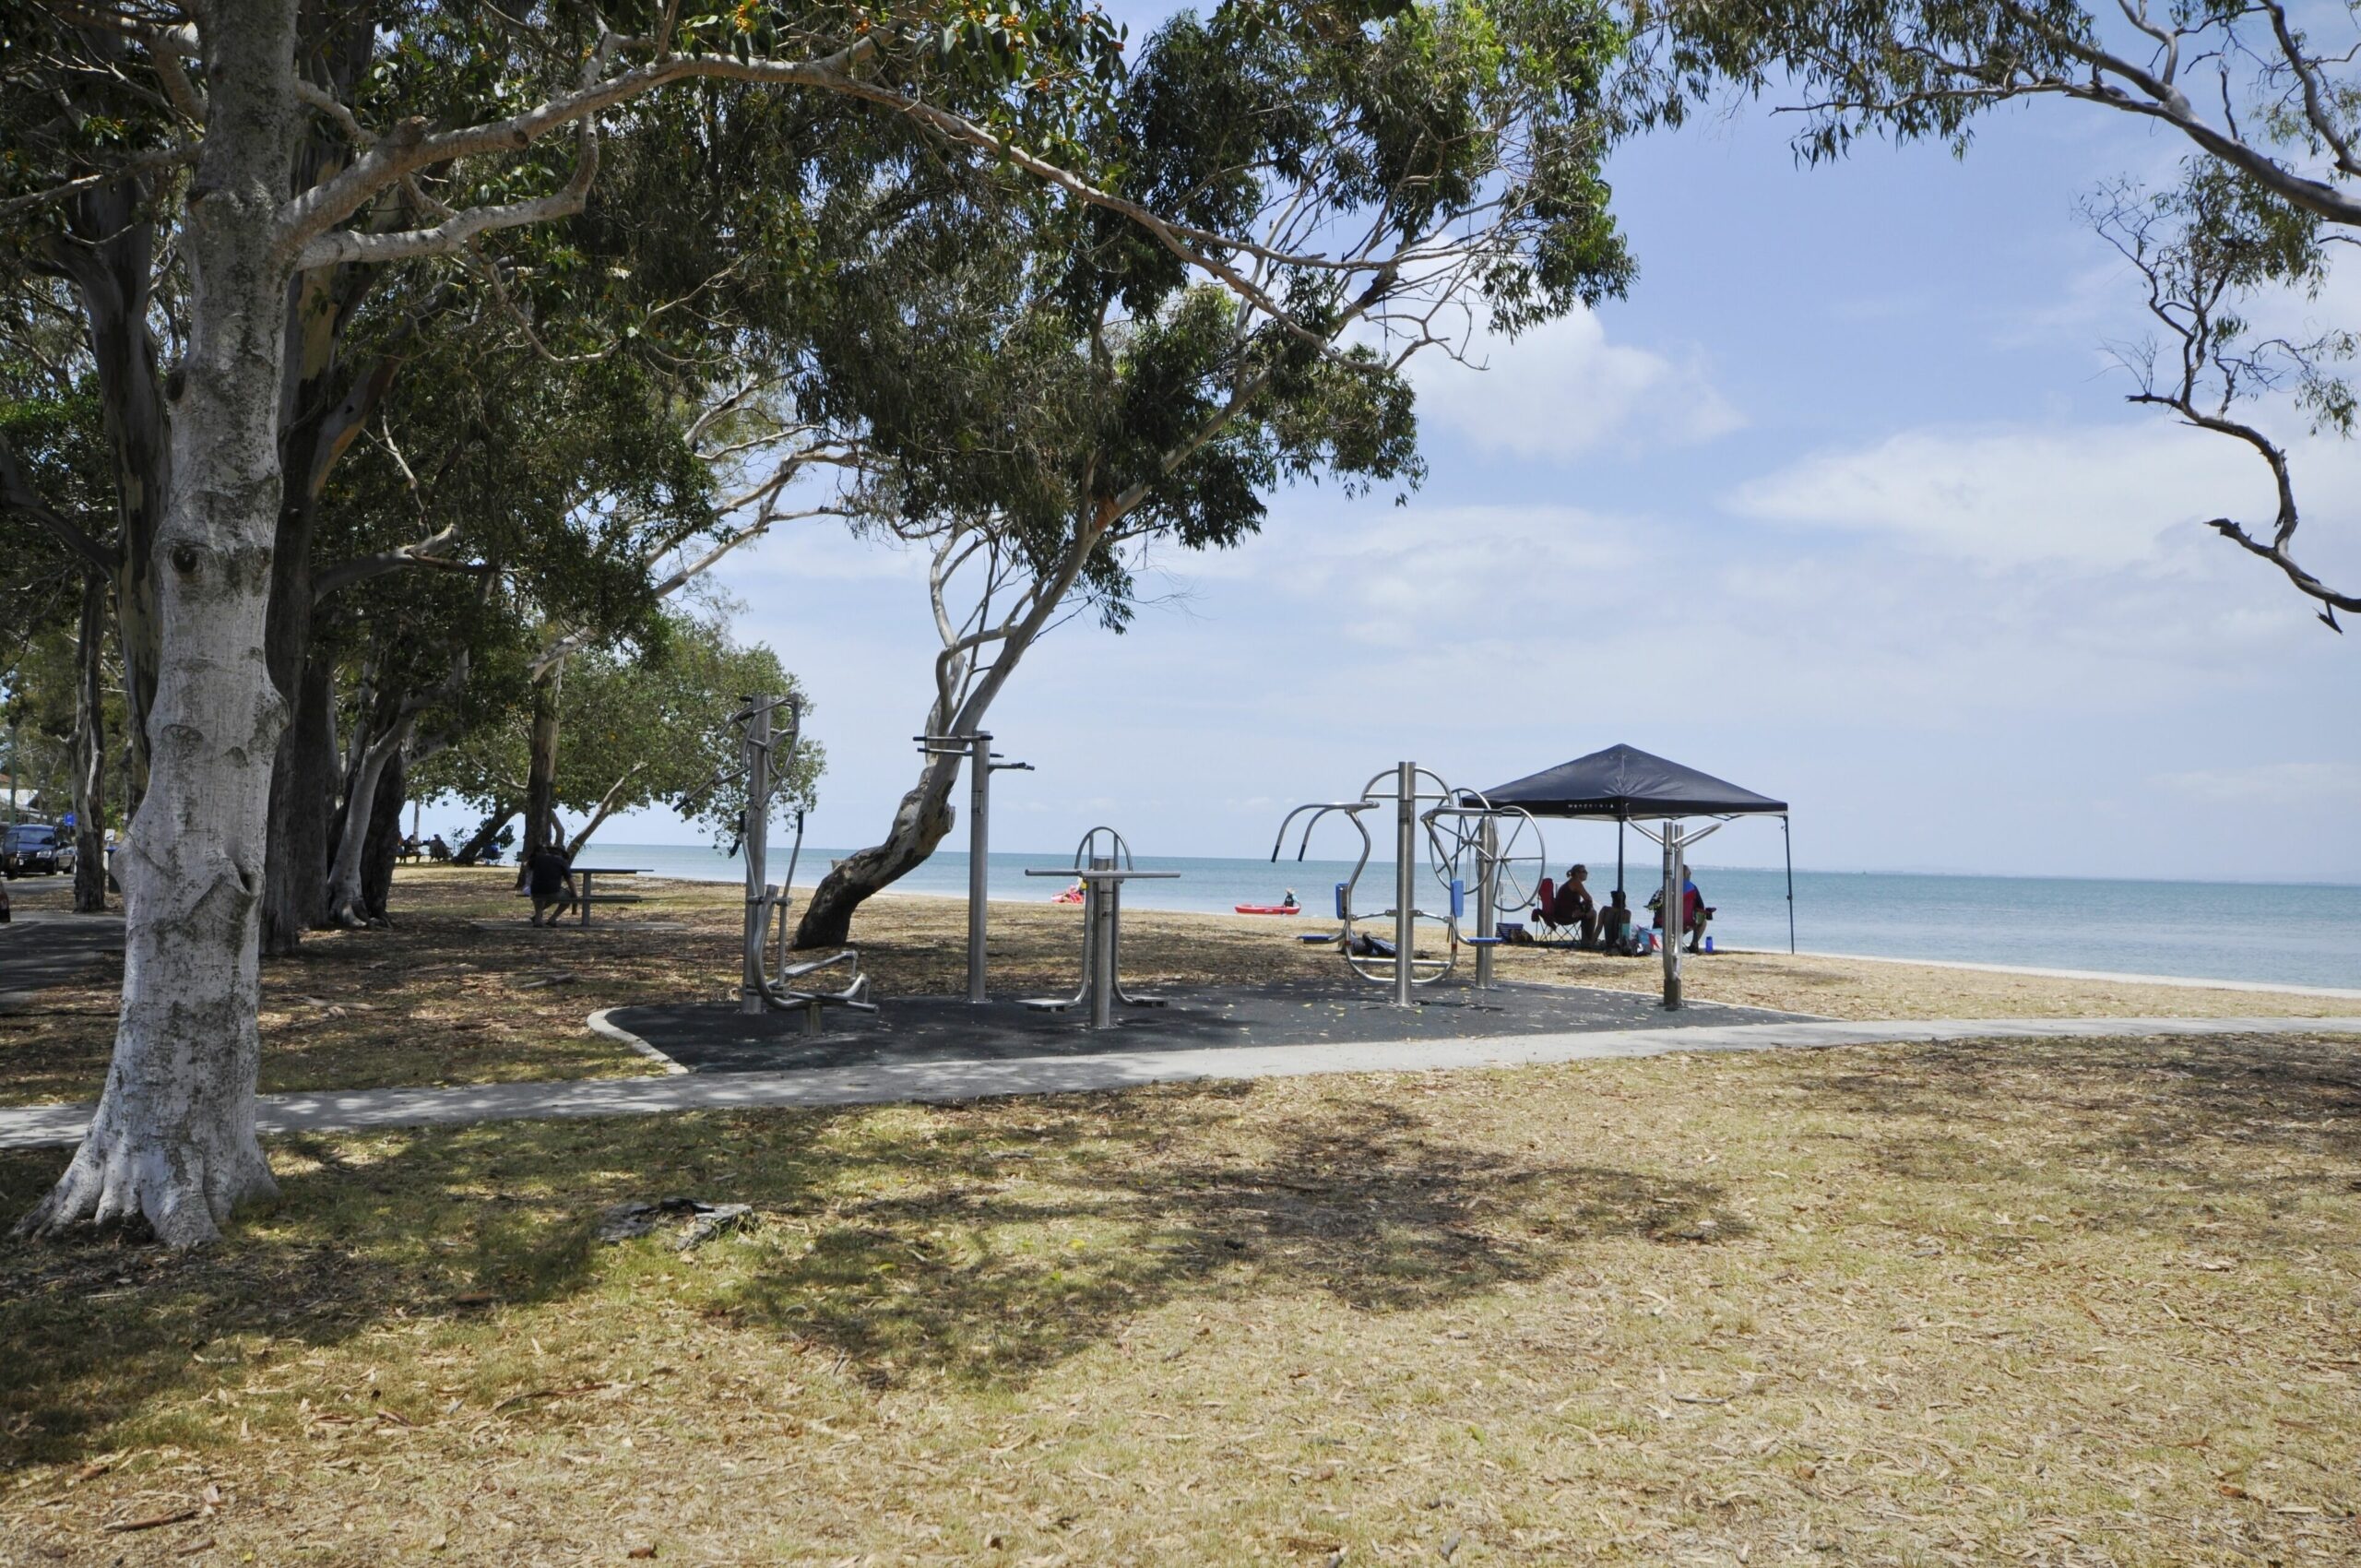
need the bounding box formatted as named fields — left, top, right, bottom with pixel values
left=526, top=839, right=576, bottom=927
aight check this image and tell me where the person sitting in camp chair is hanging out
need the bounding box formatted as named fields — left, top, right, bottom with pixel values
left=1681, top=873, right=1714, bottom=954
left=1647, top=878, right=1715, bottom=953
left=1599, top=889, right=1632, bottom=952
left=1550, top=864, right=1600, bottom=947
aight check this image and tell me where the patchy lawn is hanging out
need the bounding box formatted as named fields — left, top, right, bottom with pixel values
left=2, top=868, right=2344, bottom=1110
left=1, top=1029, right=2356, bottom=1564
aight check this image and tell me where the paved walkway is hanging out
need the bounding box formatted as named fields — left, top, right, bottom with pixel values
left=2, top=1013, right=2355, bottom=1150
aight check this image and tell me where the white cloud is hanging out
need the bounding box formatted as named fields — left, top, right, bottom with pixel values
left=1724, top=421, right=2284, bottom=568
left=1406, top=310, right=1744, bottom=460
left=2155, top=762, right=2361, bottom=811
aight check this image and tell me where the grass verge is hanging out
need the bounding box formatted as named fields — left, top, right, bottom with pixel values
left=1, top=1029, right=2355, bottom=1564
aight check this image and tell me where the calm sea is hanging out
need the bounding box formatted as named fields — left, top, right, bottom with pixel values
left=578, top=842, right=2361, bottom=992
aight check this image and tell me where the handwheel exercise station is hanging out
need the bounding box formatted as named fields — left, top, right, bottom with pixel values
left=1022, top=827, right=1177, bottom=1029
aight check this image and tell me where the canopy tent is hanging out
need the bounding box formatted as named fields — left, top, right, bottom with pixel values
left=1481, top=743, right=1795, bottom=954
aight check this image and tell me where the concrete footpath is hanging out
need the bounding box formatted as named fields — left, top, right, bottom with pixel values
left=2, top=1013, right=2356, bottom=1150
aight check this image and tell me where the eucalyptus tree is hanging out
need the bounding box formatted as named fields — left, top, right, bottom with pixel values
left=0, top=335, right=119, bottom=909
left=1649, top=0, right=2361, bottom=626
left=296, top=293, right=721, bottom=923
left=415, top=609, right=822, bottom=865
left=10, top=0, right=1468, bottom=1245
left=0, top=0, right=1131, bottom=1244
left=791, top=0, right=1642, bottom=945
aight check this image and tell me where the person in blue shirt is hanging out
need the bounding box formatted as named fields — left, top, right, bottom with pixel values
left=1680, top=874, right=1714, bottom=954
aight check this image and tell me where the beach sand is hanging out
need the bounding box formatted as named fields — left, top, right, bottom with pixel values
left=4, top=869, right=2348, bottom=1110
left=816, top=882, right=2355, bottom=1021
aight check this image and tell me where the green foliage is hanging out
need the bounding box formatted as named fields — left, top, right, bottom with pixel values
left=411, top=610, right=820, bottom=841
left=798, top=0, right=1634, bottom=630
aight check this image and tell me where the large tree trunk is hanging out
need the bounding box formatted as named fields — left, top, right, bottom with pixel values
left=70, top=573, right=110, bottom=914
left=20, top=0, right=302, bottom=1246
left=263, top=659, right=337, bottom=949
left=792, top=750, right=963, bottom=948
left=360, top=744, right=406, bottom=921
left=258, top=9, right=385, bottom=956
left=519, top=667, right=563, bottom=875
left=325, top=714, right=414, bottom=925
left=49, top=177, right=169, bottom=790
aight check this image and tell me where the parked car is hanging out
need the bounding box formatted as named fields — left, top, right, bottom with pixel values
left=2, top=824, right=72, bottom=877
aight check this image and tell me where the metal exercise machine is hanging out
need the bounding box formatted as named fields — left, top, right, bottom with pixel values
left=1021, top=826, right=1177, bottom=1029
left=916, top=731, right=1034, bottom=1004
left=1628, top=817, right=1718, bottom=1010
left=1271, top=763, right=1544, bottom=1004
left=730, top=695, right=873, bottom=1033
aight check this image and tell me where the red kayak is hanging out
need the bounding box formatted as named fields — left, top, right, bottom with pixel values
left=1235, top=903, right=1301, bottom=915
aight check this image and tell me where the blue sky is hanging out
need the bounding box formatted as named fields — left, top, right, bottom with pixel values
left=572, top=10, right=2361, bottom=884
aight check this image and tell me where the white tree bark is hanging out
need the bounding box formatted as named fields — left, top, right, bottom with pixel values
left=323, top=713, right=416, bottom=926
left=19, top=0, right=302, bottom=1246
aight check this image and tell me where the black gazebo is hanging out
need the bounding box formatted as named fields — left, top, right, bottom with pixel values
left=1482, top=743, right=1795, bottom=954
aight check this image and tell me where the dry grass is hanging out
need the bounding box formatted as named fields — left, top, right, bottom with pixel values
left=2, top=1028, right=2358, bottom=1565
left=2, top=868, right=2346, bottom=1111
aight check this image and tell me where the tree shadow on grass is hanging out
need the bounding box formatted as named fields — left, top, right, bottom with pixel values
left=1793, top=1031, right=2361, bottom=1244
left=0, top=1079, right=1746, bottom=1464
left=706, top=1086, right=1748, bottom=1388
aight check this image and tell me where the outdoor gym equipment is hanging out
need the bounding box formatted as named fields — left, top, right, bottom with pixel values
left=1021, top=826, right=1177, bottom=1028
left=917, top=731, right=1034, bottom=1004
left=1270, top=762, right=1545, bottom=1004
left=730, top=695, right=874, bottom=1033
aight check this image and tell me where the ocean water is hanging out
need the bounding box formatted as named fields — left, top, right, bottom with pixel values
left=576, top=841, right=2361, bottom=991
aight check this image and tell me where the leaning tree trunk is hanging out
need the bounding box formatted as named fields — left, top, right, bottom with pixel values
left=359, top=744, right=406, bottom=922
left=790, top=511, right=1110, bottom=950
left=325, top=715, right=415, bottom=926
left=453, top=804, right=518, bottom=865
left=70, top=572, right=110, bottom=914
left=20, top=3, right=301, bottom=1245
left=792, top=749, right=963, bottom=948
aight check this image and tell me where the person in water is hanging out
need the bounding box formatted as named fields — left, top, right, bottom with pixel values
left=1281, top=888, right=1298, bottom=909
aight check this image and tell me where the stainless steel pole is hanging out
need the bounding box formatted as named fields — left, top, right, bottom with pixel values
left=1475, top=815, right=1497, bottom=989
left=741, top=696, right=771, bottom=1016
left=967, top=731, right=991, bottom=1004
left=1661, top=826, right=1683, bottom=1011
left=1394, top=760, right=1416, bottom=1007
left=1090, top=861, right=1115, bottom=1029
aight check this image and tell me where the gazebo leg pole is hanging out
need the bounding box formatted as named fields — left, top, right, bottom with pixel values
left=1784, top=814, right=1795, bottom=955
left=1661, top=826, right=1683, bottom=1010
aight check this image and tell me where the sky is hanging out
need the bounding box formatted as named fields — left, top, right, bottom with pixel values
left=566, top=9, right=2361, bottom=885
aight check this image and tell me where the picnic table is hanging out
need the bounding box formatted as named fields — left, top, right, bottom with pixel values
left=563, top=865, right=647, bottom=926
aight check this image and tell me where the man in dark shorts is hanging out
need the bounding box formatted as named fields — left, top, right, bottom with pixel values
left=526, top=840, right=576, bottom=926
left=1550, top=864, right=1599, bottom=946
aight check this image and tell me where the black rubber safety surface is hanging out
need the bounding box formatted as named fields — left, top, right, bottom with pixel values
left=610, top=979, right=1807, bottom=1075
